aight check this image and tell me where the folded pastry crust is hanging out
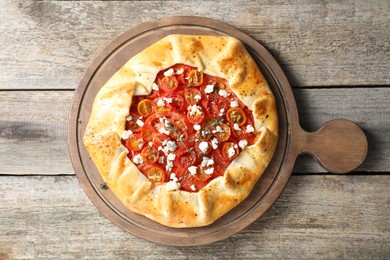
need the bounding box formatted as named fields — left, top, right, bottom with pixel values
left=83, top=34, right=278, bottom=227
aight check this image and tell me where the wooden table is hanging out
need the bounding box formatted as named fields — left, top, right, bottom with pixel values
left=1, top=1, right=389, bottom=258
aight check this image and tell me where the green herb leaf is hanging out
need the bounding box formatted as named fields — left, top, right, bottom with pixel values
left=100, top=182, right=109, bottom=190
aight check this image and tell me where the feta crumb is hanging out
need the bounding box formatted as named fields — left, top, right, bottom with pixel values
left=194, top=94, right=202, bottom=102
left=166, top=160, right=173, bottom=171
left=158, top=127, right=170, bottom=136
left=159, top=156, right=164, bottom=164
left=166, top=180, right=180, bottom=191
left=198, top=141, right=209, bottom=153
left=163, top=97, right=173, bottom=104
left=121, top=130, right=133, bottom=140
left=156, top=99, right=165, bottom=107
left=163, top=68, right=175, bottom=77
left=230, top=100, right=239, bottom=107
left=167, top=153, right=176, bottom=161
left=176, top=68, right=184, bottom=75
left=246, top=125, right=255, bottom=133
left=190, top=184, right=196, bottom=191
left=148, top=141, right=153, bottom=146
left=204, top=167, right=214, bottom=175
left=202, top=157, right=214, bottom=167
left=136, top=119, right=144, bottom=127
left=193, top=124, right=201, bottom=131
left=170, top=173, right=178, bottom=182
left=219, top=108, right=225, bottom=116
left=227, top=146, right=236, bottom=158
left=188, top=166, right=197, bottom=175
left=212, top=125, right=224, bottom=134
left=211, top=138, right=219, bottom=150
left=166, top=141, right=177, bottom=151
left=233, top=123, right=241, bottom=131
left=188, top=104, right=203, bottom=116
left=133, top=154, right=143, bottom=165
left=239, top=139, right=248, bottom=149
left=218, top=89, right=229, bottom=97
left=126, top=115, right=133, bottom=121
left=204, top=84, right=214, bottom=94
left=152, top=82, right=159, bottom=91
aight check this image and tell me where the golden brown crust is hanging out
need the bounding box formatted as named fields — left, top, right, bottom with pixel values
left=83, top=34, right=278, bottom=227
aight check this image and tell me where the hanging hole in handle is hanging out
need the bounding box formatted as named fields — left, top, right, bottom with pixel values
left=296, top=119, right=368, bottom=174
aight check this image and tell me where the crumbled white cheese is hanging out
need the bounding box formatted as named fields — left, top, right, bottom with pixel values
left=193, top=124, right=201, bottom=131
left=218, top=89, right=229, bottom=97
left=166, top=180, right=180, bottom=191
left=201, top=157, right=214, bottom=167
left=246, top=125, right=255, bottom=133
left=158, top=127, right=170, bottom=136
left=190, top=184, right=196, bottom=191
left=163, top=97, right=173, bottom=104
left=188, top=166, right=197, bottom=175
left=159, top=156, right=165, bottom=164
left=204, top=84, right=214, bottom=94
left=170, top=173, right=178, bottom=182
left=167, top=153, right=176, bottom=161
left=204, top=167, right=214, bottom=175
left=166, top=160, right=173, bottom=171
left=163, top=68, right=175, bottom=77
left=238, top=139, right=248, bottom=149
left=211, top=138, right=219, bottom=150
left=176, top=68, right=184, bottom=75
left=126, top=115, right=133, bottom=121
left=133, top=154, right=143, bottom=165
left=156, top=99, right=165, bottom=107
left=230, top=100, right=239, bottom=107
left=188, top=104, right=203, bottom=116
left=198, top=141, right=209, bottom=153
left=121, top=130, right=133, bottom=140
left=212, top=126, right=224, bottom=134
left=219, top=108, right=225, bottom=116
left=148, top=141, right=153, bottom=146
left=194, top=94, right=202, bottom=102
left=136, top=119, right=144, bottom=127
left=166, top=141, right=177, bottom=151
left=227, top=146, right=236, bottom=158
left=233, top=124, right=241, bottom=131
left=152, top=82, right=159, bottom=91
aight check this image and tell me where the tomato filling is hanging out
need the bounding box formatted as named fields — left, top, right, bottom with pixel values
left=122, top=64, right=257, bottom=192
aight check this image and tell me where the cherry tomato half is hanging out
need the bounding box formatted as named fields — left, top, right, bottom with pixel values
left=221, top=142, right=239, bottom=160
left=160, top=76, right=179, bottom=93
left=141, top=146, right=159, bottom=164
left=137, top=99, right=154, bottom=117
left=187, top=70, right=203, bottom=86
left=194, top=166, right=213, bottom=182
left=214, top=123, right=231, bottom=142
left=187, top=105, right=205, bottom=124
left=124, top=134, right=144, bottom=151
left=226, top=107, right=247, bottom=126
left=184, top=88, right=202, bottom=105
left=126, top=114, right=143, bottom=133
left=141, top=125, right=155, bottom=142
left=145, top=165, right=165, bottom=184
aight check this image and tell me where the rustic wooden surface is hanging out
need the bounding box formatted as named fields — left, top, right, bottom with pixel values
left=0, top=0, right=389, bottom=259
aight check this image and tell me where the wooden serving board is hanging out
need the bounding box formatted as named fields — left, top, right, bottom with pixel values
left=68, top=16, right=367, bottom=246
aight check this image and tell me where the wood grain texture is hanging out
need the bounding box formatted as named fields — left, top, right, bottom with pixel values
left=0, top=1, right=388, bottom=90
left=0, top=175, right=388, bottom=258
left=0, top=88, right=388, bottom=175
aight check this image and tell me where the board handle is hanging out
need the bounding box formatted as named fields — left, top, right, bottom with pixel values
left=295, top=119, right=368, bottom=174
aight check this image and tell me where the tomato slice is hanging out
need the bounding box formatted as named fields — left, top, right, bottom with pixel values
left=187, top=105, right=205, bottom=124
left=173, top=149, right=197, bottom=169
left=141, top=125, right=156, bottom=142
left=168, top=113, right=190, bottom=141
left=164, top=92, right=186, bottom=111
left=214, top=123, right=231, bottom=142
left=204, top=94, right=228, bottom=118
left=124, top=134, right=144, bottom=151
left=184, top=88, right=202, bottom=105
left=194, top=166, right=213, bottom=182
left=160, top=76, right=179, bottom=93
left=126, top=113, right=143, bottom=133
left=137, top=99, right=154, bottom=117
left=152, top=133, right=170, bottom=147
left=145, top=164, right=165, bottom=184
left=226, top=107, right=247, bottom=126
left=221, top=142, right=239, bottom=160
left=187, top=70, right=203, bottom=86
left=141, top=146, right=159, bottom=164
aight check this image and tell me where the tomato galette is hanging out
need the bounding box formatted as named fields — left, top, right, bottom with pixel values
left=83, top=34, right=278, bottom=228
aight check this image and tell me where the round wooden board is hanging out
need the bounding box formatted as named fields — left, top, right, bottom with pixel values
left=68, top=16, right=301, bottom=246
